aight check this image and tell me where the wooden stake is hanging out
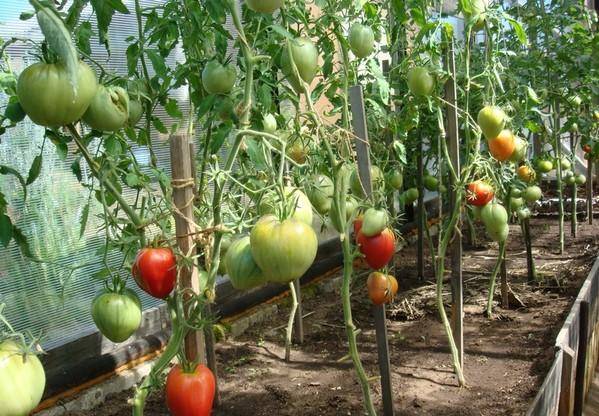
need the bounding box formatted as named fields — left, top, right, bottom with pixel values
left=574, top=300, right=590, bottom=416
left=349, top=85, right=394, bottom=416
left=444, top=38, right=464, bottom=368
left=588, top=158, right=593, bottom=225
left=417, top=141, right=425, bottom=281
left=170, top=134, right=206, bottom=364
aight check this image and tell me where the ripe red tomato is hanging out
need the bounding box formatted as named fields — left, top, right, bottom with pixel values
left=357, top=228, right=395, bottom=269
left=166, top=364, right=216, bottom=416
left=583, top=144, right=592, bottom=153
left=132, top=247, right=177, bottom=298
left=466, top=180, right=494, bottom=206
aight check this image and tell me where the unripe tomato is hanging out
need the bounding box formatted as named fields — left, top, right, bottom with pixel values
left=567, top=95, right=582, bottom=107
left=517, top=165, right=536, bottom=183
left=423, top=175, right=439, bottom=191
left=523, top=185, right=542, bottom=202
left=466, top=180, right=494, bottom=206
left=348, top=24, right=375, bottom=59
left=17, top=61, right=98, bottom=127
left=202, top=61, right=236, bottom=95
left=477, top=106, right=506, bottom=140
left=287, top=140, right=308, bottom=164
left=166, top=364, right=215, bottom=416
left=0, top=341, right=46, bottom=416
left=132, top=247, right=177, bottom=299
left=403, top=187, right=419, bottom=205
left=559, top=157, right=572, bottom=170
left=245, top=0, right=284, bottom=13
left=536, top=159, right=554, bottom=173
left=258, top=186, right=313, bottom=226
left=224, top=236, right=267, bottom=290
left=481, top=202, right=508, bottom=233
left=360, top=208, right=388, bottom=237
left=517, top=207, right=531, bottom=220
left=367, top=272, right=398, bottom=305
left=488, top=130, right=516, bottom=161
left=83, top=85, right=130, bottom=131
left=250, top=215, right=318, bottom=283
left=386, top=171, right=403, bottom=190
left=262, top=113, right=277, bottom=134
left=281, top=37, right=319, bottom=91
left=509, top=196, right=524, bottom=211
left=486, top=223, right=509, bottom=243
left=357, top=228, right=395, bottom=269
left=91, top=289, right=142, bottom=343
left=563, top=170, right=576, bottom=185
left=575, top=174, right=587, bottom=185
left=407, top=67, right=435, bottom=97
left=127, top=99, right=144, bottom=127
left=306, top=174, right=334, bottom=215
left=509, top=136, right=528, bottom=162
left=350, top=166, right=384, bottom=198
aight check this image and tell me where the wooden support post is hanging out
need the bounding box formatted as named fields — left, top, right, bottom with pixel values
left=417, top=141, right=425, bottom=281
left=349, top=85, right=394, bottom=416
left=293, top=278, right=304, bottom=343
left=444, top=37, right=464, bottom=368
left=188, top=141, right=220, bottom=406
left=574, top=300, right=590, bottom=416
left=588, top=158, right=593, bottom=225
left=559, top=345, right=576, bottom=416
left=170, top=134, right=206, bottom=364
left=523, top=218, right=537, bottom=283
left=501, top=259, right=509, bottom=309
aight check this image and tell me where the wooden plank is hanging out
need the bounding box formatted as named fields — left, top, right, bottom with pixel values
left=574, top=300, right=590, bottom=416
left=444, top=35, right=464, bottom=368
left=170, top=134, right=206, bottom=364
left=417, top=140, right=425, bottom=280
left=559, top=345, right=575, bottom=416
left=349, top=85, right=394, bottom=416
left=527, top=349, right=564, bottom=416
left=588, top=158, right=593, bottom=225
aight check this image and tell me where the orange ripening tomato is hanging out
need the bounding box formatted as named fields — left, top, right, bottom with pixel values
left=466, top=180, right=494, bottom=206
left=166, top=364, right=216, bottom=416
left=517, top=165, right=536, bottom=183
left=367, top=272, right=398, bottom=305
left=583, top=144, right=592, bottom=153
left=487, top=129, right=516, bottom=162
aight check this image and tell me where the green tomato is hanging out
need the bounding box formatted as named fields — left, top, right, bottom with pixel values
left=403, top=187, right=419, bottom=205
left=477, top=106, right=506, bottom=140
left=202, top=61, right=236, bottom=95
left=83, top=85, right=130, bottom=131
left=91, top=289, right=142, bottom=343
left=407, top=67, right=434, bottom=97
left=259, top=186, right=313, bottom=225
left=481, top=202, right=508, bottom=232
left=563, top=170, right=576, bottom=185
left=423, top=175, right=439, bottom=191
left=306, top=174, right=334, bottom=215
left=350, top=166, right=384, bottom=198
left=250, top=215, right=318, bottom=284
left=127, top=100, right=143, bottom=127
left=471, top=205, right=483, bottom=221
left=225, top=236, right=267, bottom=290
left=467, top=0, right=489, bottom=31
left=348, top=24, right=375, bottom=59
left=575, top=174, right=587, bottom=185
left=17, top=61, right=98, bottom=127
left=487, top=222, right=509, bottom=242
left=218, top=234, right=233, bottom=275
left=386, top=171, right=403, bottom=190
left=523, top=185, right=543, bottom=203
left=517, top=207, right=531, bottom=220
left=4, top=100, right=26, bottom=123
left=245, top=0, right=284, bottom=13
left=330, top=195, right=358, bottom=233
left=509, top=197, right=525, bottom=211
left=0, top=341, right=46, bottom=416
left=281, top=37, right=319, bottom=92
left=262, top=113, right=277, bottom=134
left=510, top=136, right=528, bottom=162
left=360, top=208, right=388, bottom=237
left=568, top=95, right=582, bottom=107
left=536, top=159, right=554, bottom=173
left=511, top=188, right=522, bottom=198
left=560, top=158, right=572, bottom=170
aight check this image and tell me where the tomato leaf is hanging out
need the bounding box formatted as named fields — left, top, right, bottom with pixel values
left=152, top=116, right=168, bottom=134
left=90, top=0, right=130, bottom=52
left=26, top=154, right=42, bottom=185
left=503, top=13, right=528, bottom=47
left=75, top=21, right=93, bottom=55
left=66, top=0, right=90, bottom=29
left=0, top=214, right=13, bottom=248
left=165, top=99, right=183, bottom=119
left=79, top=203, right=90, bottom=238
left=71, top=158, right=83, bottom=182
left=12, top=226, right=32, bottom=258
left=146, top=50, right=167, bottom=78
left=30, top=0, right=79, bottom=94
left=0, top=165, right=27, bottom=200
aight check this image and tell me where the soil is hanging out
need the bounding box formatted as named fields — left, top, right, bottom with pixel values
left=64, top=215, right=599, bottom=416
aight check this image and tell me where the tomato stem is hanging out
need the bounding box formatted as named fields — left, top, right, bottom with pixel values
left=486, top=241, right=506, bottom=319
left=284, top=281, right=299, bottom=362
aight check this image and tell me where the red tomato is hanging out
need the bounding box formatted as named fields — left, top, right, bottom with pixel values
left=353, top=215, right=363, bottom=235
left=366, top=273, right=399, bottom=305
left=132, top=247, right=177, bottom=298
left=357, top=228, right=395, bottom=269
left=466, top=180, right=494, bottom=207
left=583, top=144, right=592, bottom=153
left=166, top=364, right=216, bottom=416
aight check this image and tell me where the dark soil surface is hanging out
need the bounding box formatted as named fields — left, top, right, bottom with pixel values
left=65, top=215, right=599, bottom=415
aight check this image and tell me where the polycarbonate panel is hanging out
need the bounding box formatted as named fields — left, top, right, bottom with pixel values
left=0, top=1, right=238, bottom=350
